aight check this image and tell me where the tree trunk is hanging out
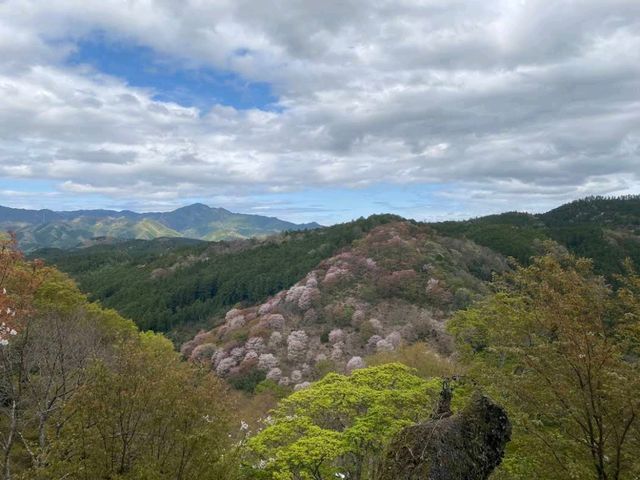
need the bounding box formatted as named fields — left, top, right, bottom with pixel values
left=2, top=401, right=17, bottom=480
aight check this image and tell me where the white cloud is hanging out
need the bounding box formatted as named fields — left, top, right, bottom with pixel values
left=0, top=0, right=639, bottom=219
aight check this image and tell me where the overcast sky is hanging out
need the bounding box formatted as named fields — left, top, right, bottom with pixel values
left=0, top=0, right=639, bottom=224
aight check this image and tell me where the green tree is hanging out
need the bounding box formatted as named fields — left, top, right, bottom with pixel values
left=245, top=363, right=441, bottom=480
left=43, top=333, right=236, bottom=480
left=0, top=238, right=89, bottom=480
left=449, top=252, right=640, bottom=479
left=0, top=242, right=239, bottom=480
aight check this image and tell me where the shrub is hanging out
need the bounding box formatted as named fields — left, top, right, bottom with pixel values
left=228, top=369, right=267, bottom=394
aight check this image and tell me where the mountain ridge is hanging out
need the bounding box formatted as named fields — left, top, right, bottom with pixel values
left=432, top=195, right=640, bottom=276
left=0, top=203, right=322, bottom=250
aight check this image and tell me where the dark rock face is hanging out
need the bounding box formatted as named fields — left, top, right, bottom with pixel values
left=379, top=392, right=511, bottom=480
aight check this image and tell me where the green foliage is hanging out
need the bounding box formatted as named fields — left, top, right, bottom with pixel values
left=42, top=334, right=235, bottom=480
left=245, top=364, right=441, bottom=480
left=433, top=212, right=546, bottom=266
left=1, top=252, right=238, bottom=480
left=540, top=195, right=640, bottom=228
left=448, top=251, right=640, bottom=480
left=312, top=359, right=337, bottom=379
left=229, top=368, right=268, bottom=394
left=254, top=380, right=290, bottom=399
left=366, top=342, right=461, bottom=379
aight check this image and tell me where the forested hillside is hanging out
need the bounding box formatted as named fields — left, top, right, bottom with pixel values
left=181, top=220, right=507, bottom=393
left=34, top=215, right=399, bottom=339
left=432, top=195, right=640, bottom=276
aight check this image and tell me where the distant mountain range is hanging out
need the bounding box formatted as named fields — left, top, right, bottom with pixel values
left=0, top=203, right=321, bottom=250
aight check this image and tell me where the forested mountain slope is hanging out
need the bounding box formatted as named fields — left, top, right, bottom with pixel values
left=182, top=221, right=508, bottom=392
left=34, top=215, right=399, bottom=338
left=432, top=195, right=640, bottom=276
left=0, top=203, right=321, bottom=250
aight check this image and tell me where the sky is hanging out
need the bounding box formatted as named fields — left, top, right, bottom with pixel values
left=0, top=0, right=639, bottom=225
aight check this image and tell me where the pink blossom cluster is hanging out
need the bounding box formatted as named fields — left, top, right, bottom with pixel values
left=190, top=343, right=217, bottom=363
left=287, top=330, right=309, bottom=362
left=328, top=328, right=344, bottom=344
left=0, top=322, right=18, bottom=347
left=258, top=295, right=282, bottom=315
left=0, top=286, right=18, bottom=346
left=258, top=353, right=279, bottom=371
left=346, top=356, right=365, bottom=373
left=322, top=265, right=350, bottom=287
left=297, top=287, right=320, bottom=311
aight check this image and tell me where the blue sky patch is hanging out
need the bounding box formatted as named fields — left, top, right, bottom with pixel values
left=0, top=178, right=56, bottom=194
left=67, top=32, right=279, bottom=112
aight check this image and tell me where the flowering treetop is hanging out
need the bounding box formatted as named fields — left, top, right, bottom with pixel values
left=0, top=233, right=44, bottom=345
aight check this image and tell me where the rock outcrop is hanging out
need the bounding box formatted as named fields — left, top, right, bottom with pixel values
left=380, top=389, right=511, bottom=480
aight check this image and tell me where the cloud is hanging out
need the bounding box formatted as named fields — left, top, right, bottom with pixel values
left=0, top=0, right=639, bottom=220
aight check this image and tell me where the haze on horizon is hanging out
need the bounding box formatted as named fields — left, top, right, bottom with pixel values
left=1, top=0, right=639, bottom=225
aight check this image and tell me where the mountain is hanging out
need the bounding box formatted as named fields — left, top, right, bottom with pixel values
left=145, top=203, right=321, bottom=241
left=0, top=203, right=321, bottom=250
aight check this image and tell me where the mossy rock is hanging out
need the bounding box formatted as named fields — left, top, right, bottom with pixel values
left=380, top=392, right=511, bottom=480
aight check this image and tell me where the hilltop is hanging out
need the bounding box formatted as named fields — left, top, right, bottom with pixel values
left=182, top=221, right=507, bottom=391
left=0, top=203, right=321, bottom=251
left=432, top=195, right=640, bottom=276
